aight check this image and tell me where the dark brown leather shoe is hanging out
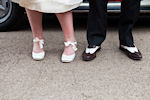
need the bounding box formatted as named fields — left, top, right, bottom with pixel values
left=82, top=45, right=101, bottom=61
left=119, top=45, right=142, bottom=60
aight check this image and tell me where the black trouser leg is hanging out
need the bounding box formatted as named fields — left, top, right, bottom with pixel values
left=119, top=0, right=141, bottom=46
left=87, top=0, right=108, bottom=46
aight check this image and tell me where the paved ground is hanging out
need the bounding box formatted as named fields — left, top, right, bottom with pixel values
left=0, top=15, right=150, bottom=100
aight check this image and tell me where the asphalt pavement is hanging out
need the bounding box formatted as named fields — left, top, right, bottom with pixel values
left=0, top=14, right=150, bottom=100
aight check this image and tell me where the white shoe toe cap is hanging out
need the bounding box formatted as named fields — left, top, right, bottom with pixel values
left=32, top=52, right=45, bottom=60
left=61, top=54, right=75, bottom=63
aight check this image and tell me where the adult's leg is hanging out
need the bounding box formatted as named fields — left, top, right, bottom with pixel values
left=26, top=9, right=44, bottom=53
left=119, top=0, right=141, bottom=46
left=56, top=11, right=76, bottom=55
left=87, top=0, right=108, bottom=46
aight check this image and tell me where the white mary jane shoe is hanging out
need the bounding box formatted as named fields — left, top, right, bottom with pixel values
left=61, top=41, right=77, bottom=63
left=32, top=37, right=45, bottom=60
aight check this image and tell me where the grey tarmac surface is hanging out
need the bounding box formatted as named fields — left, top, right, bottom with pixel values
left=0, top=15, right=150, bottom=100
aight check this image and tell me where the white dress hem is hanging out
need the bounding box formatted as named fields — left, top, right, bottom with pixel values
left=12, top=0, right=82, bottom=13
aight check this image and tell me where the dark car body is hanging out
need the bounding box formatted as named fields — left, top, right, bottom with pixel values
left=0, top=0, right=150, bottom=31
left=75, top=0, right=150, bottom=13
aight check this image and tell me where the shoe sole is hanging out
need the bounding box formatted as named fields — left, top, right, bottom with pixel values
left=32, top=57, right=44, bottom=61
left=61, top=60, right=73, bottom=63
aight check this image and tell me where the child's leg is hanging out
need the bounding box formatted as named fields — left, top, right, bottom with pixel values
left=26, top=9, right=44, bottom=53
left=56, top=11, right=76, bottom=55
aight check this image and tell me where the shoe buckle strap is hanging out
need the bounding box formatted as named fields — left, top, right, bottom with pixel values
left=39, top=40, right=44, bottom=49
left=33, top=37, right=44, bottom=49
left=64, top=41, right=77, bottom=51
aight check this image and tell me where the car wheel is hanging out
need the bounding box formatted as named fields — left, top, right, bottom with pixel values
left=0, top=0, right=25, bottom=31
